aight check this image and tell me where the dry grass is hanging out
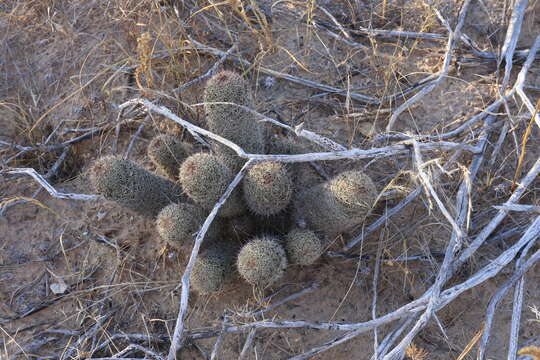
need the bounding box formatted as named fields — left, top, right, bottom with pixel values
left=1, top=0, right=540, bottom=359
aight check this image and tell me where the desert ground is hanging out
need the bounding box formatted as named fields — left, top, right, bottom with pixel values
left=1, top=0, right=540, bottom=359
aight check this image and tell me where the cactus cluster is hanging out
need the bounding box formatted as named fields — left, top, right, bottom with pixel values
left=285, top=229, right=322, bottom=265
left=88, top=70, right=379, bottom=294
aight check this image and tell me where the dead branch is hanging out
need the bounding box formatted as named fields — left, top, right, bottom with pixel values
left=515, top=36, right=540, bottom=128
left=344, top=148, right=465, bottom=251
left=238, top=328, right=257, bottom=360
left=508, top=272, right=525, bottom=360
left=379, top=33, right=540, bottom=143
left=499, top=0, right=530, bottom=88
left=385, top=0, right=472, bottom=131
left=238, top=283, right=319, bottom=319
left=189, top=101, right=347, bottom=151
left=187, top=39, right=380, bottom=104
left=167, top=159, right=256, bottom=360
left=61, top=313, right=113, bottom=360
left=477, top=235, right=537, bottom=359
left=124, top=115, right=149, bottom=160
left=173, top=44, right=237, bottom=93
left=120, top=98, right=480, bottom=167
left=3, top=168, right=100, bottom=201
left=380, top=115, right=495, bottom=358
left=210, top=314, right=229, bottom=360
left=456, top=155, right=540, bottom=267
left=493, top=204, right=540, bottom=213
left=112, top=344, right=164, bottom=360
left=0, top=127, right=103, bottom=166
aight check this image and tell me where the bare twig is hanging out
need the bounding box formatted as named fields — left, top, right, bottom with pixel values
left=493, top=204, right=540, bottom=213
left=187, top=39, right=380, bottom=104
left=372, top=234, right=383, bottom=356
left=210, top=314, right=229, bottom=360
left=499, top=0, right=529, bottom=87
left=167, top=159, right=256, bottom=360
left=0, top=127, right=102, bottom=159
left=190, top=101, right=346, bottom=151
left=477, top=235, right=537, bottom=359
left=238, top=328, right=257, bottom=360
left=44, top=147, right=70, bottom=179
left=173, top=44, right=237, bottom=93
left=385, top=0, right=472, bottom=131
left=381, top=115, right=493, bottom=358
left=508, top=271, right=525, bottom=360
left=379, top=35, right=539, bottom=143
left=61, top=313, right=112, bottom=360
left=411, top=139, right=465, bottom=238
left=515, top=36, right=540, bottom=129
left=112, top=344, right=164, bottom=360
left=91, top=333, right=168, bottom=356
left=344, top=148, right=465, bottom=251
left=124, top=115, right=149, bottom=160
left=121, top=99, right=480, bottom=165
left=456, top=156, right=540, bottom=267
left=9, top=336, right=57, bottom=360
left=326, top=251, right=445, bottom=262
left=3, top=168, right=99, bottom=201
left=239, top=283, right=319, bottom=318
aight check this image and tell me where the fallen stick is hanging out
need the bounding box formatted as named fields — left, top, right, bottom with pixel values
left=238, top=328, right=257, bottom=360
left=238, top=283, right=319, bottom=318
left=172, top=44, right=237, bottom=93
left=120, top=99, right=481, bottom=165
left=380, top=115, right=494, bottom=359
left=3, top=168, right=99, bottom=201
left=385, top=0, right=472, bottom=131
left=187, top=39, right=380, bottom=104
left=167, top=159, right=256, bottom=360
left=477, top=235, right=537, bottom=359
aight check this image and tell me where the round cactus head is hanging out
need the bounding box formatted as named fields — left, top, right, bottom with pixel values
left=294, top=170, right=377, bottom=235
left=328, top=170, right=377, bottom=215
left=156, top=203, right=219, bottom=248
left=204, top=71, right=265, bottom=162
left=179, top=153, right=245, bottom=218
left=148, top=134, right=190, bottom=179
left=285, top=229, right=323, bottom=265
left=89, top=156, right=183, bottom=217
left=237, top=236, right=287, bottom=287
left=204, top=71, right=251, bottom=106
left=191, top=244, right=235, bottom=294
left=242, top=161, right=293, bottom=216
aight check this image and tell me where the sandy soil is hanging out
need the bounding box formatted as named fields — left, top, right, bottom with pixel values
left=1, top=0, right=540, bottom=359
